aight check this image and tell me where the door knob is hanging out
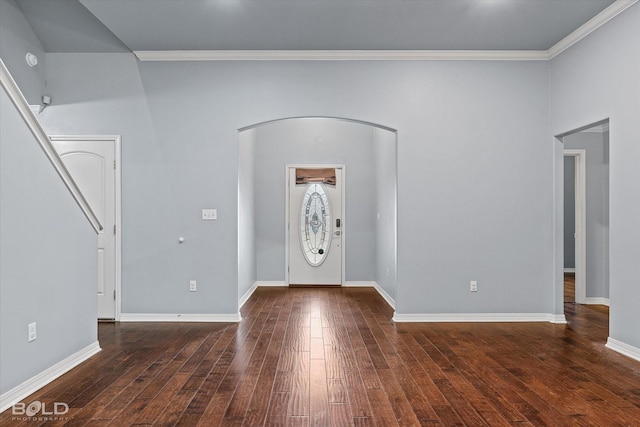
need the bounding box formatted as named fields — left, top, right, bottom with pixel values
left=334, top=231, right=341, bottom=236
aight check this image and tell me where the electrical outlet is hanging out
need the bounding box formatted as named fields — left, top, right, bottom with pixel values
left=470, top=281, right=478, bottom=292
left=189, top=280, right=197, bottom=292
left=28, top=322, right=37, bottom=342
left=202, top=209, right=217, bottom=220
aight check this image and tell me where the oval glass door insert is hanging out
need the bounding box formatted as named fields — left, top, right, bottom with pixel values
left=300, top=183, right=332, bottom=266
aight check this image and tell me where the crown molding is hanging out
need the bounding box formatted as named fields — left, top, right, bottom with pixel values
left=548, top=0, right=638, bottom=59
left=134, top=49, right=549, bottom=62
left=134, top=0, right=637, bottom=63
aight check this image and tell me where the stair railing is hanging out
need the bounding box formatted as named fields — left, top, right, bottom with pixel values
left=0, top=58, right=102, bottom=233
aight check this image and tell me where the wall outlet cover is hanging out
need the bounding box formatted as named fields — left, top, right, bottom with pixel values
left=202, top=209, right=217, bottom=220
left=28, top=322, right=37, bottom=342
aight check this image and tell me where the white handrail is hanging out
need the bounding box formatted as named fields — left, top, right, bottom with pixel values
left=0, top=58, right=102, bottom=233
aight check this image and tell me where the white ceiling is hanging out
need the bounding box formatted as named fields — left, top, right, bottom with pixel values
left=15, top=0, right=621, bottom=53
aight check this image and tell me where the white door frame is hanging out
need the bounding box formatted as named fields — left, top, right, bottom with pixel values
left=285, top=164, right=346, bottom=286
left=564, top=149, right=586, bottom=304
left=50, top=135, right=122, bottom=320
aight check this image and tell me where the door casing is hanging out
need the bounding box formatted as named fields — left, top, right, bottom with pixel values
left=564, top=149, right=586, bottom=304
left=285, top=164, right=346, bottom=286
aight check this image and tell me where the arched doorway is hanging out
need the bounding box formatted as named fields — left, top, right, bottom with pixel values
left=238, top=117, right=398, bottom=308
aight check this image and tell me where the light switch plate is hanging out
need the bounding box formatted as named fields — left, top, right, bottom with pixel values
left=28, top=322, right=37, bottom=342
left=202, top=209, right=217, bottom=220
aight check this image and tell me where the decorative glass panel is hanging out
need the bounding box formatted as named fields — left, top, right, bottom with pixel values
left=300, top=183, right=332, bottom=266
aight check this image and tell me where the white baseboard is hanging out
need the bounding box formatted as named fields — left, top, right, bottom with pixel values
left=549, top=314, right=568, bottom=324
left=606, top=338, right=640, bottom=362
left=344, top=281, right=376, bottom=287
left=564, top=268, right=576, bottom=273
left=373, top=284, right=396, bottom=310
left=239, top=282, right=259, bottom=309
left=344, top=281, right=396, bottom=309
left=257, top=281, right=287, bottom=287
left=393, top=313, right=567, bottom=324
left=119, top=313, right=241, bottom=322
left=585, top=297, right=610, bottom=307
left=0, top=341, right=101, bottom=413
left=239, top=281, right=287, bottom=309
left=247, top=280, right=397, bottom=310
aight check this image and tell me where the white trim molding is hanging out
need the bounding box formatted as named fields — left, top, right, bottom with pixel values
left=239, top=281, right=289, bottom=309
left=257, top=281, right=288, bottom=287
left=564, top=149, right=587, bottom=305
left=133, top=1, right=638, bottom=63
left=549, top=314, right=568, bottom=324
left=239, top=282, right=259, bottom=309
left=0, top=341, right=101, bottom=413
left=135, top=49, right=549, bottom=62
left=585, top=297, right=610, bottom=307
left=564, top=268, right=576, bottom=273
left=345, top=281, right=396, bottom=310
left=393, top=313, right=567, bottom=324
left=547, top=0, right=639, bottom=59
left=120, top=313, right=241, bottom=322
left=240, top=281, right=397, bottom=311
left=373, top=284, right=396, bottom=310
left=344, top=281, right=377, bottom=287
left=606, top=338, right=640, bottom=362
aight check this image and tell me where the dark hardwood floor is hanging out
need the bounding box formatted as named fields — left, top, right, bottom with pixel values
left=564, top=272, right=575, bottom=304
left=3, top=284, right=640, bottom=426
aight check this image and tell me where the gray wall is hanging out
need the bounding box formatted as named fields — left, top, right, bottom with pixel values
left=0, top=88, right=97, bottom=395
left=551, top=3, right=640, bottom=348
left=393, top=62, right=552, bottom=314
left=564, top=131, right=610, bottom=301
left=0, top=0, right=46, bottom=104
left=36, top=55, right=553, bottom=317
left=40, top=53, right=243, bottom=314
left=374, top=127, right=398, bottom=302
left=238, top=128, right=257, bottom=301
left=564, top=156, right=575, bottom=269
left=253, top=118, right=377, bottom=282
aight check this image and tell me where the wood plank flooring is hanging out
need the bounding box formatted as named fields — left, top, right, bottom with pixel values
left=2, top=284, right=640, bottom=426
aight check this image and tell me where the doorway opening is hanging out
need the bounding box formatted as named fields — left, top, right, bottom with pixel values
left=563, top=149, right=586, bottom=304
left=558, top=120, right=610, bottom=317
left=237, top=117, right=398, bottom=307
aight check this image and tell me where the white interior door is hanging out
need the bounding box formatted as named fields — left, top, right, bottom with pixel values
left=52, top=138, right=117, bottom=319
left=288, top=167, right=343, bottom=285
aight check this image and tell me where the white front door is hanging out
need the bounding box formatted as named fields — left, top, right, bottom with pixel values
left=51, top=138, right=118, bottom=319
left=288, top=166, right=344, bottom=285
